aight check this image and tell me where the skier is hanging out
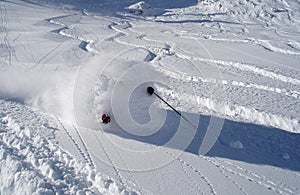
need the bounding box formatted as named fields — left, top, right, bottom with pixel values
left=102, top=113, right=111, bottom=124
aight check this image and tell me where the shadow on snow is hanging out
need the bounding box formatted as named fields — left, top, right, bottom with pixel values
left=105, top=110, right=300, bottom=172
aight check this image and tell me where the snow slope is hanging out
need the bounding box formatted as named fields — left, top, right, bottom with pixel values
left=0, top=0, right=300, bottom=194
left=0, top=100, right=134, bottom=194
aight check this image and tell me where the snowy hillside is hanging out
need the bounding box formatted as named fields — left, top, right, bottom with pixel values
left=0, top=0, right=300, bottom=194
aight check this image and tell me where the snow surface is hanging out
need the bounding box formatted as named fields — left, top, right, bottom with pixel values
left=0, top=0, right=300, bottom=194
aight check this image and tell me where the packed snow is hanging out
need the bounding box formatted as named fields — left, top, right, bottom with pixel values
left=0, top=0, right=300, bottom=194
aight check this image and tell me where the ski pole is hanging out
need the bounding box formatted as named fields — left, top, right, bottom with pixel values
left=147, top=87, right=196, bottom=128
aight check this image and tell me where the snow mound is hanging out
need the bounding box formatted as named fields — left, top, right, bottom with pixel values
left=282, top=153, right=290, bottom=160
left=229, top=141, right=244, bottom=149
left=128, top=1, right=152, bottom=11
left=125, top=1, right=164, bottom=16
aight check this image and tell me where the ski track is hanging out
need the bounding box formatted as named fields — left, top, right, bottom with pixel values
left=113, top=20, right=299, bottom=82
left=154, top=168, right=164, bottom=195
left=55, top=117, right=92, bottom=167
left=106, top=19, right=300, bottom=132
left=96, top=14, right=300, bottom=193
left=159, top=150, right=203, bottom=194
left=219, top=158, right=300, bottom=194
left=99, top=135, right=144, bottom=194
left=0, top=4, right=13, bottom=68
left=5, top=5, right=13, bottom=67
left=155, top=147, right=204, bottom=194
left=91, top=130, right=145, bottom=194
left=111, top=20, right=300, bottom=90
left=202, top=156, right=298, bottom=195
left=154, top=65, right=299, bottom=133
left=180, top=34, right=300, bottom=57
left=111, top=152, right=144, bottom=194
left=156, top=61, right=300, bottom=100
left=92, top=130, right=127, bottom=189
left=154, top=60, right=299, bottom=106
left=72, top=124, right=95, bottom=169
left=185, top=55, right=300, bottom=86
left=48, top=15, right=100, bottom=55
left=212, top=162, right=248, bottom=195
left=21, top=25, right=36, bottom=66
left=160, top=148, right=216, bottom=195
left=154, top=138, right=204, bottom=194
left=168, top=164, right=204, bottom=194
left=30, top=41, right=66, bottom=71
left=174, top=159, right=205, bottom=194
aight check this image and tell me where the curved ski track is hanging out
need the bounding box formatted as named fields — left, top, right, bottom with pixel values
left=93, top=127, right=159, bottom=194
left=93, top=13, right=300, bottom=194
left=201, top=156, right=299, bottom=195
left=20, top=6, right=299, bottom=194
left=161, top=147, right=216, bottom=195
left=91, top=130, right=144, bottom=194
left=108, top=19, right=300, bottom=133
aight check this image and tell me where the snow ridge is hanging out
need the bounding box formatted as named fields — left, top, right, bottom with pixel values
left=152, top=64, right=300, bottom=133
left=202, top=156, right=299, bottom=195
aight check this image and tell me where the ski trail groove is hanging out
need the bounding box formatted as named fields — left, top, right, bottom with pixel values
left=170, top=166, right=204, bottom=194
left=154, top=168, right=164, bottom=195
left=175, top=159, right=205, bottom=194
left=182, top=55, right=300, bottom=86
left=3, top=5, right=11, bottom=66
left=219, top=166, right=248, bottom=194
left=55, top=117, right=90, bottom=165
left=199, top=156, right=247, bottom=194
left=48, top=15, right=99, bottom=54
left=155, top=64, right=299, bottom=133
left=153, top=136, right=204, bottom=194
left=219, top=158, right=299, bottom=194
left=72, top=125, right=95, bottom=169
left=156, top=62, right=300, bottom=99
left=96, top=132, right=144, bottom=194
left=204, top=157, right=297, bottom=195
left=0, top=4, right=12, bottom=68
left=160, top=149, right=204, bottom=194
left=115, top=158, right=144, bottom=193
left=92, top=130, right=127, bottom=189
left=161, top=148, right=216, bottom=195
left=30, top=41, right=66, bottom=70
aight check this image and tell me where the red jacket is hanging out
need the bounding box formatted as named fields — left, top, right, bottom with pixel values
left=102, top=114, right=110, bottom=123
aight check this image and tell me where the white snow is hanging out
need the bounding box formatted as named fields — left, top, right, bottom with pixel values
left=0, top=0, right=300, bottom=194
left=0, top=100, right=134, bottom=194
left=127, top=2, right=152, bottom=11
left=124, top=1, right=164, bottom=16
